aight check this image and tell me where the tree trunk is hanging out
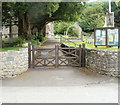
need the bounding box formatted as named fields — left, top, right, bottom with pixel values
left=22, top=13, right=31, bottom=40
left=9, top=18, right=13, bottom=42
left=18, top=17, right=23, bottom=38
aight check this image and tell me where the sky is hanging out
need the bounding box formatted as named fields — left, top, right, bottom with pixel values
left=88, top=0, right=120, bottom=2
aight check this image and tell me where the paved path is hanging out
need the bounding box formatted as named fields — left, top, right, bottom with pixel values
left=2, top=39, right=118, bottom=103
left=41, top=39, right=60, bottom=48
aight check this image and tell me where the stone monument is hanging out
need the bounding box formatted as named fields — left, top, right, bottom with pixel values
left=103, top=0, right=114, bottom=27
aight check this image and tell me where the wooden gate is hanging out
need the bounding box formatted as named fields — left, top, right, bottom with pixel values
left=28, top=44, right=85, bottom=68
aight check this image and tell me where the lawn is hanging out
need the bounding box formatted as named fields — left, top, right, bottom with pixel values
left=1, top=36, right=49, bottom=51
left=64, top=41, right=119, bottom=51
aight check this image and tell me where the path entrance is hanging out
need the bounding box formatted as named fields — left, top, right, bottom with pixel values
left=2, top=39, right=118, bottom=103
left=28, top=39, right=85, bottom=68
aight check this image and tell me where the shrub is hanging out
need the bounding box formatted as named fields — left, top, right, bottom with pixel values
left=31, top=33, right=45, bottom=46
left=2, top=37, right=26, bottom=47
left=67, top=26, right=81, bottom=37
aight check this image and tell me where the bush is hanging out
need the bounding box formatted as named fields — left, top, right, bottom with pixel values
left=15, top=38, right=26, bottom=46
left=31, top=33, right=47, bottom=46
left=67, top=26, right=81, bottom=37
left=54, top=21, right=73, bottom=34
left=2, top=37, right=26, bottom=47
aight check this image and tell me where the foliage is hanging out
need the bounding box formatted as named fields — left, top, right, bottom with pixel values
left=30, top=2, right=85, bottom=31
left=2, top=2, right=17, bottom=26
left=2, top=37, right=26, bottom=47
left=54, top=22, right=73, bottom=34
left=31, top=34, right=41, bottom=45
left=14, top=37, right=26, bottom=46
left=67, top=26, right=81, bottom=37
left=2, top=2, right=85, bottom=40
left=111, top=1, right=120, bottom=27
left=31, top=33, right=49, bottom=45
left=78, top=5, right=105, bottom=32
left=91, top=1, right=120, bottom=27
left=54, top=21, right=82, bottom=37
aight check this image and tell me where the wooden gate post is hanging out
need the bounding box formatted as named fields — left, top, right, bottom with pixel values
left=28, top=43, right=31, bottom=68
left=82, top=43, right=85, bottom=67
left=79, top=45, right=82, bottom=67
left=32, top=45, right=35, bottom=68
left=55, top=45, right=59, bottom=68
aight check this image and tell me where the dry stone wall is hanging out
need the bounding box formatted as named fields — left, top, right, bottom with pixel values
left=85, top=48, right=119, bottom=77
left=0, top=48, right=28, bottom=79
left=61, top=43, right=119, bottom=77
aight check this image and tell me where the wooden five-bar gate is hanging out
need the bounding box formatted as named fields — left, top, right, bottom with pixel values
left=28, top=44, right=85, bottom=68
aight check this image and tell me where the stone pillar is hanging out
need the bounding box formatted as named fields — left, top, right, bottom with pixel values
left=103, top=0, right=114, bottom=27
left=106, top=12, right=114, bottom=27
left=45, top=22, right=54, bottom=38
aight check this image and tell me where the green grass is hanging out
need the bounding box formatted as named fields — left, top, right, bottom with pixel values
left=2, top=38, right=9, bottom=42
left=83, top=35, right=90, bottom=41
left=0, top=46, right=28, bottom=51
left=64, top=41, right=119, bottom=51
left=55, top=35, right=80, bottom=39
left=61, top=35, right=119, bottom=50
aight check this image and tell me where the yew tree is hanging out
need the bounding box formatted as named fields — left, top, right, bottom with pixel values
left=2, top=2, right=85, bottom=40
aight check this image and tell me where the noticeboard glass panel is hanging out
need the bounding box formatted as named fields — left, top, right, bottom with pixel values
left=95, top=29, right=106, bottom=45
left=107, top=28, right=119, bottom=45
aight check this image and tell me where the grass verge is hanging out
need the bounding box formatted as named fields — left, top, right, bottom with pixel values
left=64, top=41, right=119, bottom=51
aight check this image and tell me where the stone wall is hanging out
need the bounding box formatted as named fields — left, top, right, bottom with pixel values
left=0, top=48, right=28, bottom=79
left=85, top=48, right=119, bottom=77
left=61, top=43, right=119, bottom=77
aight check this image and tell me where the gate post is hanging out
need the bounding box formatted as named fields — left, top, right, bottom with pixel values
left=79, top=45, right=82, bottom=67
left=82, top=43, right=85, bottom=67
left=55, top=45, right=59, bottom=68
left=32, top=45, right=35, bottom=68
left=28, top=43, right=31, bottom=68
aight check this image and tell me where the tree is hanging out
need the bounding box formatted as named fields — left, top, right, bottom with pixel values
left=95, top=1, right=120, bottom=27
left=29, top=2, right=85, bottom=36
left=54, top=22, right=73, bottom=34
left=2, top=2, right=17, bottom=40
left=13, top=2, right=32, bottom=39
left=112, top=1, right=120, bottom=27
left=2, top=2, right=85, bottom=40
left=78, top=5, right=105, bottom=32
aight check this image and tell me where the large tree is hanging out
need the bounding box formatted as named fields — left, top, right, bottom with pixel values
left=29, top=2, right=85, bottom=36
left=2, top=2, right=85, bottom=40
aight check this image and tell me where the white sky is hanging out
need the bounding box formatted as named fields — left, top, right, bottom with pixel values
left=88, top=0, right=120, bottom=2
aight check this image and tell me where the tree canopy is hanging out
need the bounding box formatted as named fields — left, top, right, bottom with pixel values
left=112, top=1, right=120, bottom=27
left=2, top=2, right=85, bottom=40
left=78, top=5, right=105, bottom=32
